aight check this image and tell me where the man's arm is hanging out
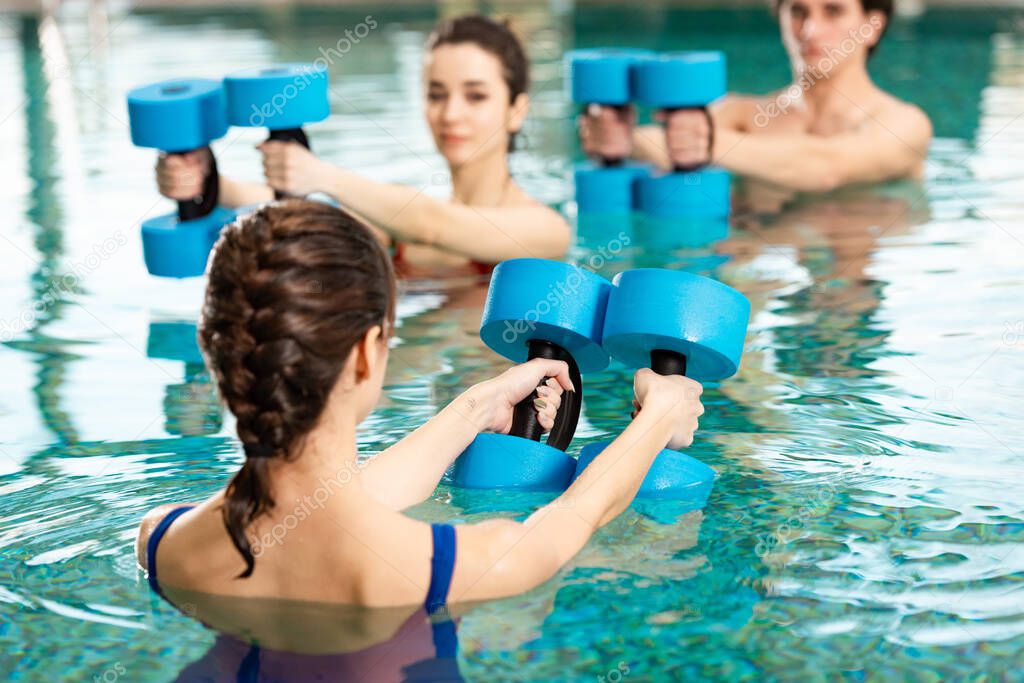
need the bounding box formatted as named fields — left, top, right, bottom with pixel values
left=711, top=103, right=932, bottom=192
left=632, top=96, right=931, bottom=192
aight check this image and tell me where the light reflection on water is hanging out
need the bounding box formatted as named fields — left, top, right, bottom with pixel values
left=1, top=2, right=1023, bottom=681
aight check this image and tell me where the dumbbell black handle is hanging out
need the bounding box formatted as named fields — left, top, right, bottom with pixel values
left=509, top=339, right=583, bottom=452
left=661, top=105, right=715, bottom=174
left=172, top=146, right=220, bottom=223
left=268, top=127, right=311, bottom=200
left=651, top=348, right=687, bottom=377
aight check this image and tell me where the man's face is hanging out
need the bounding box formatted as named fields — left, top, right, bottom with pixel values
left=779, top=0, right=884, bottom=76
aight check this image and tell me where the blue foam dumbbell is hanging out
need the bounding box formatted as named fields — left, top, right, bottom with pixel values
left=573, top=269, right=750, bottom=505
left=127, top=78, right=237, bottom=278
left=633, top=52, right=731, bottom=218
left=445, top=259, right=612, bottom=491
left=567, top=49, right=652, bottom=214
left=224, top=64, right=330, bottom=200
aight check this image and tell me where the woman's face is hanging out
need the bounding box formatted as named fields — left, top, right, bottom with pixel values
left=423, top=43, right=527, bottom=168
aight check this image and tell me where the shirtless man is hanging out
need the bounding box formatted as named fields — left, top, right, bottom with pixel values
left=580, top=0, right=933, bottom=192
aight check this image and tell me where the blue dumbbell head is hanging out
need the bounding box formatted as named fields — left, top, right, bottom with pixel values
left=127, top=78, right=228, bottom=152
left=451, top=259, right=612, bottom=491
left=479, top=259, right=613, bottom=374
left=224, top=64, right=330, bottom=130
left=635, top=167, right=731, bottom=218
left=602, top=269, right=749, bottom=382
left=141, top=206, right=236, bottom=278
left=574, top=441, right=715, bottom=503
left=446, top=433, right=577, bottom=491
left=633, top=51, right=727, bottom=109
left=575, top=162, right=649, bottom=215
left=566, top=48, right=653, bottom=106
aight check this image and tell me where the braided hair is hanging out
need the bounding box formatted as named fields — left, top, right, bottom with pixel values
left=198, top=200, right=395, bottom=577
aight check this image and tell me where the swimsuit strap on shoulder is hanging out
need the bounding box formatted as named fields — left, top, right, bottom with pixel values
left=146, top=505, right=195, bottom=593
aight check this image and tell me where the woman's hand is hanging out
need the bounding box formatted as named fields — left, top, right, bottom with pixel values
left=155, top=149, right=210, bottom=200
left=257, top=140, right=330, bottom=196
left=632, top=368, right=704, bottom=450
left=465, top=358, right=575, bottom=435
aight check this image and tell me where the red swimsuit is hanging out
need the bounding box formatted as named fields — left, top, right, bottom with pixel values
left=392, top=241, right=495, bottom=277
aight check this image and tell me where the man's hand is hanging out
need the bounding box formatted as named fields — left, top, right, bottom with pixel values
left=578, top=104, right=636, bottom=162
left=657, top=108, right=713, bottom=170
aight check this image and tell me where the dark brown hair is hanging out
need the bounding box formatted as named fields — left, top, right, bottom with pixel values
left=199, top=200, right=395, bottom=577
left=425, top=14, right=529, bottom=151
left=774, top=0, right=892, bottom=57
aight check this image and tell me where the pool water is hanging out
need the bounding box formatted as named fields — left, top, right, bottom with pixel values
left=2, top=2, right=1024, bottom=681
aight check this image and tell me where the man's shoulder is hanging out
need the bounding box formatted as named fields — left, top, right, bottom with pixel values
left=873, top=92, right=933, bottom=143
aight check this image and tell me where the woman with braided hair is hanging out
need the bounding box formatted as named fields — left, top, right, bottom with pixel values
left=135, top=200, right=704, bottom=611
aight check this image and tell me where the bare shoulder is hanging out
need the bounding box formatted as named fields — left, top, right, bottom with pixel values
left=504, top=190, right=571, bottom=254
left=716, top=93, right=766, bottom=112
left=711, top=93, right=765, bottom=128
left=509, top=186, right=566, bottom=223
left=134, top=502, right=200, bottom=569
left=874, top=94, right=933, bottom=146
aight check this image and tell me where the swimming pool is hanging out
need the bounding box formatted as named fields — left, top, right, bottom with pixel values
left=2, top=2, right=1023, bottom=680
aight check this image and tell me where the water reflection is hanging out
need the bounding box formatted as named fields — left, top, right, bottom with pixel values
left=8, top=11, right=79, bottom=450
left=731, top=182, right=932, bottom=379
left=147, top=321, right=222, bottom=437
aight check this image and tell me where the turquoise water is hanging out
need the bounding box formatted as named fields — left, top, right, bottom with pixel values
left=2, top=2, right=1024, bottom=680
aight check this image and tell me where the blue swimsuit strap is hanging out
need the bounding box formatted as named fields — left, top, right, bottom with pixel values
left=424, top=523, right=457, bottom=615
left=425, top=523, right=458, bottom=659
left=146, top=505, right=196, bottom=594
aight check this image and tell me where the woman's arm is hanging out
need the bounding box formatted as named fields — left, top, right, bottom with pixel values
left=327, top=168, right=570, bottom=262
left=360, top=360, right=572, bottom=511
left=218, top=176, right=274, bottom=208
left=156, top=151, right=273, bottom=209
left=259, top=142, right=570, bottom=262
left=449, top=370, right=703, bottom=602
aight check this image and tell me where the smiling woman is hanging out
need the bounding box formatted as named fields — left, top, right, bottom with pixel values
left=155, top=14, right=571, bottom=277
